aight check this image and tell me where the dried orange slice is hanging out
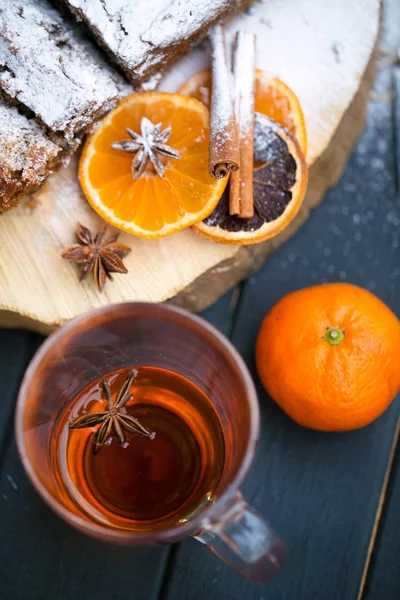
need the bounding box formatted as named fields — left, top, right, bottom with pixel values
left=79, top=92, right=227, bottom=238
left=179, top=69, right=307, bottom=157
left=193, top=113, right=308, bottom=245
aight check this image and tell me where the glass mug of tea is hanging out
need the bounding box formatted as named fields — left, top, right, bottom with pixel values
left=16, top=303, right=286, bottom=582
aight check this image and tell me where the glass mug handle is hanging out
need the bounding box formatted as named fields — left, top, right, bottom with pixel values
left=194, top=492, right=286, bottom=583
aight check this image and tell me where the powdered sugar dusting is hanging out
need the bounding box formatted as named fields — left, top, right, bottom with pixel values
left=64, top=0, right=247, bottom=84
left=230, top=30, right=256, bottom=215
left=253, top=113, right=289, bottom=162
left=208, top=24, right=239, bottom=177
left=0, top=0, right=120, bottom=138
left=0, top=100, right=59, bottom=174
left=210, top=25, right=235, bottom=134
left=0, top=97, right=63, bottom=210
left=233, top=31, right=256, bottom=136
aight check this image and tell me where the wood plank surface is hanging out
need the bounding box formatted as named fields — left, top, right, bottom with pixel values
left=363, top=18, right=400, bottom=598
left=0, top=332, right=36, bottom=451
left=158, top=7, right=400, bottom=596
left=364, top=433, right=400, bottom=600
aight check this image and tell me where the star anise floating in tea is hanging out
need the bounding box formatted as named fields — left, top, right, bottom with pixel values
left=69, top=370, right=155, bottom=454
left=61, top=223, right=131, bottom=292
left=112, top=116, right=181, bottom=180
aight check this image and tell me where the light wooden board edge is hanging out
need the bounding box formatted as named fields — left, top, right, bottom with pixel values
left=0, top=7, right=380, bottom=335
left=0, top=41, right=377, bottom=337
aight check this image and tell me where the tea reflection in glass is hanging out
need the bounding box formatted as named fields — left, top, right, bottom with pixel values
left=53, top=366, right=225, bottom=529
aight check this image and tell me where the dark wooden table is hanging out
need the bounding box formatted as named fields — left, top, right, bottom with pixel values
left=1, top=6, right=400, bottom=600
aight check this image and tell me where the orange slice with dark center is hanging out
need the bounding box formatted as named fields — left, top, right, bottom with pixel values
left=179, top=69, right=307, bottom=157
left=79, top=92, right=227, bottom=238
left=193, top=113, right=308, bottom=245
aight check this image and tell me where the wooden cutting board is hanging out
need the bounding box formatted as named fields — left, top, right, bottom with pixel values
left=0, top=0, right=380, bottom=334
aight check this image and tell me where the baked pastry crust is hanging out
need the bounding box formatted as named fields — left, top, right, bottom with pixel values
left=0, top=0, right=126, bottom=210
left=0, top=0, right=121, bottom=138
left=0, top=98, right=62, bottom=212
left=61, top=0, right=249, bottom=85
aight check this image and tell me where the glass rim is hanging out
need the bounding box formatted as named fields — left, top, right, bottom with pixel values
left=15, top=302, right=260, bottom=544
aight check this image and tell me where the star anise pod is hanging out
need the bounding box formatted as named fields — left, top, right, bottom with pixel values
left=61, top=223, right=131, bottom=292
left=112, top=116, right=181, bottom=180
left=69, top=370, right=155, bottom=454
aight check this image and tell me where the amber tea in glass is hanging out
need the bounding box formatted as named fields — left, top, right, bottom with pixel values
left=55, top=366, right=225, bottom=529
left=17, top=303, right=286, bottom=582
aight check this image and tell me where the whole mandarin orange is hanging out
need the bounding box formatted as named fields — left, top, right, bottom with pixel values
left=255, top=283, right=400, bottom=431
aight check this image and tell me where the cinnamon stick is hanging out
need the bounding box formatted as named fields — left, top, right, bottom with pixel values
left=208, top=25, right=240, bottom=179
left=229, top=31, right=256, bottom=218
